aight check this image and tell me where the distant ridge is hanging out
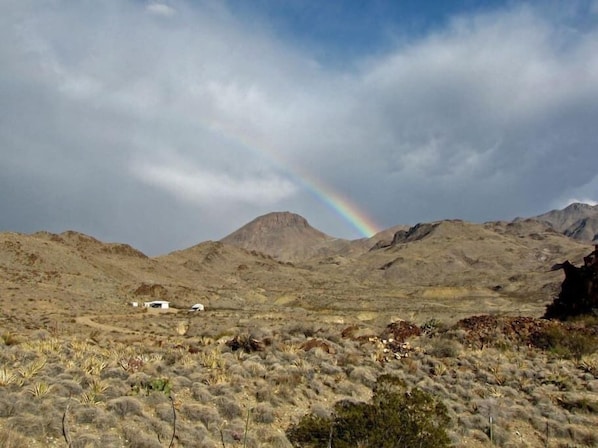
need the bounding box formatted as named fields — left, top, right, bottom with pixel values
left=220, top=211, right=334, bottom=260
left=528, top=202, right=598, bottom=242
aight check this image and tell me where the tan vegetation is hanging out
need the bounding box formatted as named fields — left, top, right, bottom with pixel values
left=0, top=215, right=597, bottom=446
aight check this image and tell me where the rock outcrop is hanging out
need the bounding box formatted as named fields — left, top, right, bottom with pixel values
left=544, top=245, right=598, bottom=320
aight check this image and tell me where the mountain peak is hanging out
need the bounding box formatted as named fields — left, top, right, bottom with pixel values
left=220, top=212, right=333, bottom=260
left=247, top=211, right=312, bottom=230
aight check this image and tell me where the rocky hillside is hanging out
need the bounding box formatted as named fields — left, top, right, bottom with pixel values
left=220, top=211, right=336, bottom=261
left=528, top=202, right=598, bottom=242
left=1, top=205, right=596, bottom=329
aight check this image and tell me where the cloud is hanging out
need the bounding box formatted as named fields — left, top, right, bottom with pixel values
left=132, top=161, right=297, bottom=205
left=1, top=1, right=597, bottom=253
left=146, top=3, right=176, bottom=17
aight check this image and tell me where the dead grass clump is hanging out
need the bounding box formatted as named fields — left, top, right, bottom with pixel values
left=243, top=360, right=267, bottom=378
left=171, top=375, right=192, bottom=389
left=8, top=410, right=61, bottom=440
left=557, top=394, right=598, bottom=414
left=564, top=423, right=598, bottom=446
left=101, top=367, right=129, bottom=380
left=286, top=324, right=318, bottom=338
left=72, top=404, right=100, bottom=424
left=226, top=363, right=248, bottom=379
left=70, top=434, right=100, bottom=448
left=154, top=402, right=174, bottom=423
left=426, top=337, right=463, bottom=358
left=318, top=361, right=343, bottom=376
left=56, top=379, right=83, bottom=396
left=264, top=432, right=292, bottom=448
left=0, top=427, right=29, bottom=448
left=193, top=404, right=220, bottom=428
left=191, top=383, right=213, bottom=402
left=216, top=396, right=243, bottom=419
left=122, top=424, right=162, bottom=448
left=0, top=393, right=18, bottom=417
left=106, top=396, right=144, bottom=417
left=255, top=384, right=273, bottom=404
left=348, top=366, right=377, bottom=387
left=252, top=402, right=276, bottom=424
left=174, top=423, right=210, bottom=446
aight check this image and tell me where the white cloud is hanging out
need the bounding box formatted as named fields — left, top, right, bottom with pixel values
left=132, top=162, right=298, bottom=206
left=146, top=3, right=176, bottom=17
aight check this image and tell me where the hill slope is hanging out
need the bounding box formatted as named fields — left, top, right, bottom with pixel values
left=220, top=211, right=335, bottom=260
left=529, top=202, right=598, bottom=242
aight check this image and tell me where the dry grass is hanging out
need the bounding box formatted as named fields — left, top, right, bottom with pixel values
left=0, top=314, right=596, bottom=447
left=1, top=225, right=597, bottom=446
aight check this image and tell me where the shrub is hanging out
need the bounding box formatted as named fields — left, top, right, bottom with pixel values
left=122, top=425, right=162, bottom=448
left=216, top=396, right=243, bottom=419
left=287, top=374, right=451, bottom=448
left=0, top=427, right=29, bottom=448
left=427, top=338, right=462, bottom=358
left=531, top=326, right=597, bottom=361
left=106, top=396, right=143, bottom=417
left=252, top=402, right=276, bottom=424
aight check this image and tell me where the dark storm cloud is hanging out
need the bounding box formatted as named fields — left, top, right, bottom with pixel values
left=1, top=1, right=597, bottom=253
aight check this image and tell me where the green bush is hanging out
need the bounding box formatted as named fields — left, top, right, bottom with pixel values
left=131, top=377, right=173, bottom=396
left=287, top=375, right=451, bottom=448
left=532, top=326, right=597, bottom=361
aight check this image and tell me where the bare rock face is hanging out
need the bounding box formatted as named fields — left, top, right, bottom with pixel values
left=531, top=202, right=598, bottom=242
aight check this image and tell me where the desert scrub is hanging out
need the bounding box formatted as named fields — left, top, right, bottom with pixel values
left=347, top=365, right=377, bottom=387
left=287, top=374, right=451, bottom=448
left=426, top=337, right=463, bottom=358
left=252, top=402, right=276, bottom=424
left=215, top=396, right=243, bottom=419
left=106, top=396, right=144, bottom=417
left=0, top=427, right=29, bottom=448
left=531, top=325, right=597, bottom=361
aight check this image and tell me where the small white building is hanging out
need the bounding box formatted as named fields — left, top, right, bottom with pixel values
left=189, top=303, right=205, bottom=312
left=143, top=300, right=170, bottom=309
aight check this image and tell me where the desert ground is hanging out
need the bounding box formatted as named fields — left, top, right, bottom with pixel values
left=1, top=212, right=597, bottom=447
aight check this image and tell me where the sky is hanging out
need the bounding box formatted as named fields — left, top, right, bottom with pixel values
left=1, top=0, right=598, bottom=255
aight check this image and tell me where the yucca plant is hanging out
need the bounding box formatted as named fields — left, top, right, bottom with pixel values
left=69, top=339, right=90, bottom=353
left=199, top=349, right=226, bottom=369
left=18, top=357, right=47, bottom=380
left=279, top=342, right=302, bottom=354
left=89, top=378, right=109, bottom=396
left=579, top=355, right=598, bottom=376
left=84, top=356, right=108, bottom=376
left=39, top=338, right=61, bottom=354
left=79, top=391, right=102, bottom=405
left=204, top=370, right=231, bottom=385
left=198, top=336, right=215, bottom=346
left=1, top=331, right=20, bottom=346
left=28, top=382, right=52, bottom=398
left=0, top=368, right=18, bottom=386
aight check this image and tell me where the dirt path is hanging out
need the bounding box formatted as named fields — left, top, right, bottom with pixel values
left=75, top=314, right=140, bottom=334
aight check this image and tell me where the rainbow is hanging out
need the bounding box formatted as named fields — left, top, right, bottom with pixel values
left=293, top=172, right=380, bottom=238
left=202, top=122, right=382, bottom=238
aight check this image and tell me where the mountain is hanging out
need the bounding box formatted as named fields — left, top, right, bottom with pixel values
left=1, top=204, right=595, bottom=331
left=527, top=202, right=598, bottom=242
left=220, top=211, right=335, bottom=261
left=2, top=208, right=598, bottom=448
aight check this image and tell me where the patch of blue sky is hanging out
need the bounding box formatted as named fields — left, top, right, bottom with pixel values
left=225, top=0, right=511, bottom=67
